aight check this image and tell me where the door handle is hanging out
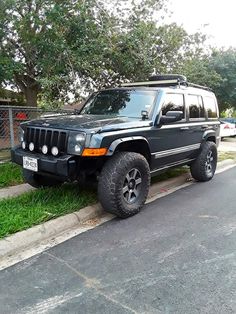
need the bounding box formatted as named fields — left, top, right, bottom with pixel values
left=180, top=127, right=189, bottom=131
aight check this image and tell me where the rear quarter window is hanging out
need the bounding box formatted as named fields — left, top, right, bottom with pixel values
left=203, top=96, right=218, bottom=119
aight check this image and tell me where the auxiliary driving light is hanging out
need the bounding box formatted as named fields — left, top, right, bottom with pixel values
left=51, top=146, right=59, bottom=156
left=22, top=141, right=26, bottom=150
left=29, top=142, right=34, bottom=152
left=42, top=145, right=48, bottom=154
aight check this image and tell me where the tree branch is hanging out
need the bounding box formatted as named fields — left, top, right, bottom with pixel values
left=8, top=37, right=27, bottom=59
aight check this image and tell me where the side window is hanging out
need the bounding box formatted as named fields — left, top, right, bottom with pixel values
left=188, top=94, right=205, bottom=119
left=198, top=96, right=205, bottom=118
left=162, top=93, right=185, bottom=118
left=203, top=96, right=218, bottom=118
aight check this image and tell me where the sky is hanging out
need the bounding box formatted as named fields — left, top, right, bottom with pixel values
left=168, top=0, right=236, bottom=48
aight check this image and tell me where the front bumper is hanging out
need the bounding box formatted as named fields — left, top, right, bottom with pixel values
left=11, top=146, right=77, bottom=178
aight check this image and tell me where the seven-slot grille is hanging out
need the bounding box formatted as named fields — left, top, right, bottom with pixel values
left=25, top=127, right=68, bottom=154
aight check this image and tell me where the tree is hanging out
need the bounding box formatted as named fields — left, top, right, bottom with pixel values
left=210, top=48, right=236, bottom=111
left=177, top=57, right=222, bottom=89
left=1, top=0, right=218, bottom=108
left=0, top=0, right=118, bottom=106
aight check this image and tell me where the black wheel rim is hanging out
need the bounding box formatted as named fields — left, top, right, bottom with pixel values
left=205, top=150, right=214, bottom=175
left=123, top=168, right=142, bottom=204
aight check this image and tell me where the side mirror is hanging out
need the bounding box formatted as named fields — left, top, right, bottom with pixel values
left=159, top=111, right=183, bottom=125
left=141, top=110, right=149, bottom=120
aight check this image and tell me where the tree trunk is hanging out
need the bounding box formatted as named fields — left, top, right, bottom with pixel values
left=25, top=87, right=38, bottom=107
left=14, top=74, right=40, bottom=107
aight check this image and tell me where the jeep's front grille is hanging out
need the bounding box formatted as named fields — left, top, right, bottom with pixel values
left=25, top=127, right=68, bottom=154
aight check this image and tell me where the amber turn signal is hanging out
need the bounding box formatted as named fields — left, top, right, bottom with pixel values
left=82, top=148, right=108, bottom=157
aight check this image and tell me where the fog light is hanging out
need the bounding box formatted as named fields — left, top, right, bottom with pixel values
left=42, top=145, right=48, bottom=154
left=22, top=141, right=26, bottom=150
left=29, top=142, right=34, bottom=151
left=51, top=146, right=59, bottom=156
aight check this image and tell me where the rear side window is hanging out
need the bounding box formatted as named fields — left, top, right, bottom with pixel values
left=162, top=93, right=185, bottom=118
left=188, top=95, right=205, bottom=119
left=203, top=96, right=218, bottom=118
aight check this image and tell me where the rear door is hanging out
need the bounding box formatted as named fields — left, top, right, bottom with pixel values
left=186, top=94, right=206, bottom=147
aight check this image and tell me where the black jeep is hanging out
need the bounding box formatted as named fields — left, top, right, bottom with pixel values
left=12, top=75, right=220, bottom=218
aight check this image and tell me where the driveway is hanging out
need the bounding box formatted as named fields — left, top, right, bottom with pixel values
left=0, top=167, right=236, bottom=313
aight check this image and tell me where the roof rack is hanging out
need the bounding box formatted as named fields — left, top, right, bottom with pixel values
left=120, top=74, right=212, bottom=91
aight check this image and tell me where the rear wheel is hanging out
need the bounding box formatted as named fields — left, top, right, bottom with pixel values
left=190, top=141, right=217, bottom=182
left=23, top=169, right=62, bottom=188
left=98, top=152, right=150, bottom=218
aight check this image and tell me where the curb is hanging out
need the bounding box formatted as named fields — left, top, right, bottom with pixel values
left=0, top=159, right=236, bottom=261
left=0, top=203, right=104, bottom=261
left=0, top=184, right=34, bottom=199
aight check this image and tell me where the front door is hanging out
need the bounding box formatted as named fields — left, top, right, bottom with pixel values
left=150, top=92, right=198, bottom=171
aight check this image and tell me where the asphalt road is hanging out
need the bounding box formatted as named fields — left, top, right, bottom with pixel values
left=0, top=168, right=236, bottom=314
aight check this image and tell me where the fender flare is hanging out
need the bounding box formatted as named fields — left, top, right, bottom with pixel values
left=106, top=136, right=150, bottom=156
left=202, top=130, right=216, bottom=142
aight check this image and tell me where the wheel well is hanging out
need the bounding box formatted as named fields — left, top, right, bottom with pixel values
left=114, top=140, right=151, bottom=164
left=206, top=136, right=216, bottom=143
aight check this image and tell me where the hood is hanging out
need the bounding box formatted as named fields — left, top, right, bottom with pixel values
left=23, top=114, right=153, bottom=133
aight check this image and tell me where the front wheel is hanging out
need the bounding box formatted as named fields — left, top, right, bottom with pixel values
left=23, top=169, right=62, bottom=188
left=98, top=152, right=150, bottom=218
left=190, top=141, right=217, bottom=182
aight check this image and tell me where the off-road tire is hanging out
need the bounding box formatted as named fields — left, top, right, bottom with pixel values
left=23, top=169, right=61, bottom=188
left=98, top=152, right=150, bottom=218
left=190, top=141, right=217, bottom=182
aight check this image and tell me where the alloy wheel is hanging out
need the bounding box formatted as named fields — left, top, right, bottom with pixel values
left=122, top=168, right=142, bottom=204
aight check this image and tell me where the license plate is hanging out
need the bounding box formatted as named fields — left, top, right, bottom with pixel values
left=23, top=156, right=38, bottom=172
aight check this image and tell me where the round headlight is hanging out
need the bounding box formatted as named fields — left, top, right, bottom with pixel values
left=75, top=134, right=85, bottom=142
left=42, top=145, right=48, bottom=154
left=51, top=146, right=59, bottom=156
left=29, top=142, right=34, bottom=152
left=22, top=141, right=26, bottom=150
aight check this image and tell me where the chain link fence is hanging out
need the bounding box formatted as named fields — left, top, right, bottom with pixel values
left=0, top=106, right=74, bottom=151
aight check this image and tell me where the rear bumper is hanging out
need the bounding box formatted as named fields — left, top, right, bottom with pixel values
left=11, top=146, right=77, bottom=178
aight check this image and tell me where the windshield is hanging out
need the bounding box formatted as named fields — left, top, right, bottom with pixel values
left=80, top=90, right=157, bottom=118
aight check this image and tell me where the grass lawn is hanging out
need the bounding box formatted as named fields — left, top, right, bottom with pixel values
left=0, top=184, right=96, bottom=239
left=0, top=162, right=24, bottom=188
